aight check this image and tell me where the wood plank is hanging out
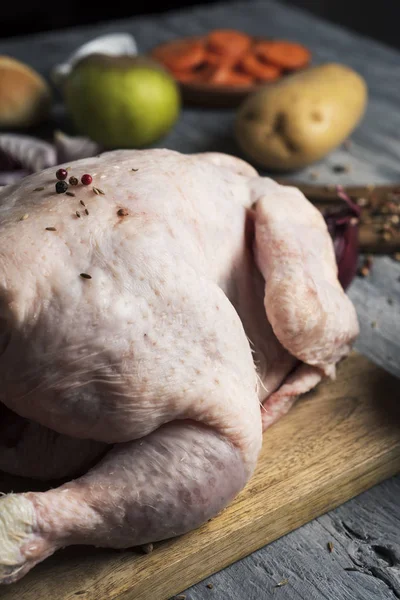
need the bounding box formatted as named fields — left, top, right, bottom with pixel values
left=0, top=352, right=399, bottom=600
left=276, top=181, right=400, bottom=254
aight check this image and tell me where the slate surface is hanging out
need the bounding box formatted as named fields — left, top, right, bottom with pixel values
left=0, top=1, right=399, bottom=598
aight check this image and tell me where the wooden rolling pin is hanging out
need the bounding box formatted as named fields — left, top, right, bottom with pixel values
left=277, top=181, right=400, bottom=254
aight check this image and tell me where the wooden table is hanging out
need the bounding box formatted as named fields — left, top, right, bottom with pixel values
left=1, top=1, right=399, bottom=598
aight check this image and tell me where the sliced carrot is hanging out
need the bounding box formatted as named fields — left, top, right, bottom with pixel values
left=170, top=69, right=198, bottom=83
left=151, top=38, right=206, bottom=70
left=240, top=52, right=281, bottom=81
left=254, top=40, right=311, bottom=70
left=206, top=29, right=252, bottom=58
left=203, top=51, right=236, bottom=67
left=223, top=71, right=255, bottom=86
left=202, top=64, right=254, bottom=86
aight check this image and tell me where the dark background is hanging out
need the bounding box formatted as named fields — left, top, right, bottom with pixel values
left=1, top=0, right=400, bottom=50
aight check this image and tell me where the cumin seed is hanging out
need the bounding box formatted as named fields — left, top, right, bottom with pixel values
left=33, top=186, right=44, bottom=191
left=76, top=211, right=81, bottom=218
left=80, top=200, right=86, bottom=207
left=66, top=191, right=75, bottom=197
left=275, top=579, right=289, bottom=588
left=45, top=227, right=57, bottom=231
left=206, top=583, right=214, bottom=589
left=85, top=209, right=89, bottom=216
left=328, top=541, right=334, bottom=553
left=93, top=186, right=105, bottom=195
left=131, top=168, right=139, bottom=172
left=20, top=213, right=29, bottom=221
left=80, top=273, right=92, bottom=280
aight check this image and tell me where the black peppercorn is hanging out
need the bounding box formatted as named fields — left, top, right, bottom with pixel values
left=55, top=181, right=68, bottom=194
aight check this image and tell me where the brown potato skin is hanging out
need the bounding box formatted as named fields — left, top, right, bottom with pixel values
left=235, top=63, right=368, bottom=171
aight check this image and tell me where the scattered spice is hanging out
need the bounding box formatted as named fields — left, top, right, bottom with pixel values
left=131, top=168, right=139, bottom=172
left=45, top=227, right=57, bottom=231
left=56, top=168, right=68, bottom=181
left=76, top=211, right=81, bottom=218
left=81, top=174, right=93, bottom=186
left=332, top=164, right=350, bottom=174
left=20, top=213, right=29, bottom=221
left=56, top=180, right=68, bottom=194
left=66, top=191, right=75, bottom=197
left=93, top=186, right=105, bottom=195
left=80, top=200, right=86, bottom=207
left=141, top=543, right=153, bottom=554
left=327, top=541, right=334, bottom=553
left=33, top=186, right=44, bottom=192
left=358, top=266, right=370, bottom=278
left=275, top=579, right=289, bottom=588
left=85, top=209, right=89, bottom=216
left=358, top=255, right=374, bottom=278
left=80, top=273, right=92, bottom=279
left=117, top=208, right=129, bottom=217
left=69, top=176, right=78, bottom=186
left=206, top=583, right=214, bottom=589
left=371, top=321, right=377, bottom=328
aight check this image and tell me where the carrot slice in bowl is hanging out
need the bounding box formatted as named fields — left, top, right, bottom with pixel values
left=201, top=64, right=255, bottom=86
left=255, top=40, right=311, bottom=70
left=240, top=53, right=281, bottom=81
left=206, top=29, right=252, bottom=58
left=170, top=69, right=198, bottom=83
left=151, top=38, right=206, bottom=70
left=203, top=51, right=236, bottom=67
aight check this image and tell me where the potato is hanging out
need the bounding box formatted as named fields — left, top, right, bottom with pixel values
left=235, top=63, right=367, bottom=171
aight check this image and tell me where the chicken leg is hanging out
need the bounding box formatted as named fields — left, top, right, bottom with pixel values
left=0, top=420, right=249, bottom=584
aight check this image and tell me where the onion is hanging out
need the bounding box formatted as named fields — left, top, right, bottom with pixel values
left=323, top=185, right=361, bottom=290
left=0, top=132, right=102, bottom=187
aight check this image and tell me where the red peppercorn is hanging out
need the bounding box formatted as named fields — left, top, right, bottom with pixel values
left=81, top=174, right=93, bottom=186
left=56, top=168, right=68, bottom=181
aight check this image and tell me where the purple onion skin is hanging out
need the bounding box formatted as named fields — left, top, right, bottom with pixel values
left=333, top=220, right=359, bottom=290
left=324, top=187, right=361, bottom=290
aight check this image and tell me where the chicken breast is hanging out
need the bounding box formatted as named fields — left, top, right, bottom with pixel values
left=0, top=149, right=358, bottom=584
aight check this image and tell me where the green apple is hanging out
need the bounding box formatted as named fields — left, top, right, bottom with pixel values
left=64, top=54, right=181, bottom=148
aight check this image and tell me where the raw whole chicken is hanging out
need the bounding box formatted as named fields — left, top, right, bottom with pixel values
left=0, top=149, right=358, bottom=584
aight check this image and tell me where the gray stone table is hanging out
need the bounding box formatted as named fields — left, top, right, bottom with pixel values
left=1, top=1, right=399, bottom=598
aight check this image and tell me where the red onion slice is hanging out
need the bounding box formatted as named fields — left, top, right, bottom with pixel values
left=324, top=186, right=360, bottom=290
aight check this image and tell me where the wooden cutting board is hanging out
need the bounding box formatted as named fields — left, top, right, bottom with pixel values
left=1, top=352, right=400, bottom=600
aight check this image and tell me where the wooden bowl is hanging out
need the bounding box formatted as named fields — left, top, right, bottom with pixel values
left=149, top=36, right=311, bottom=109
